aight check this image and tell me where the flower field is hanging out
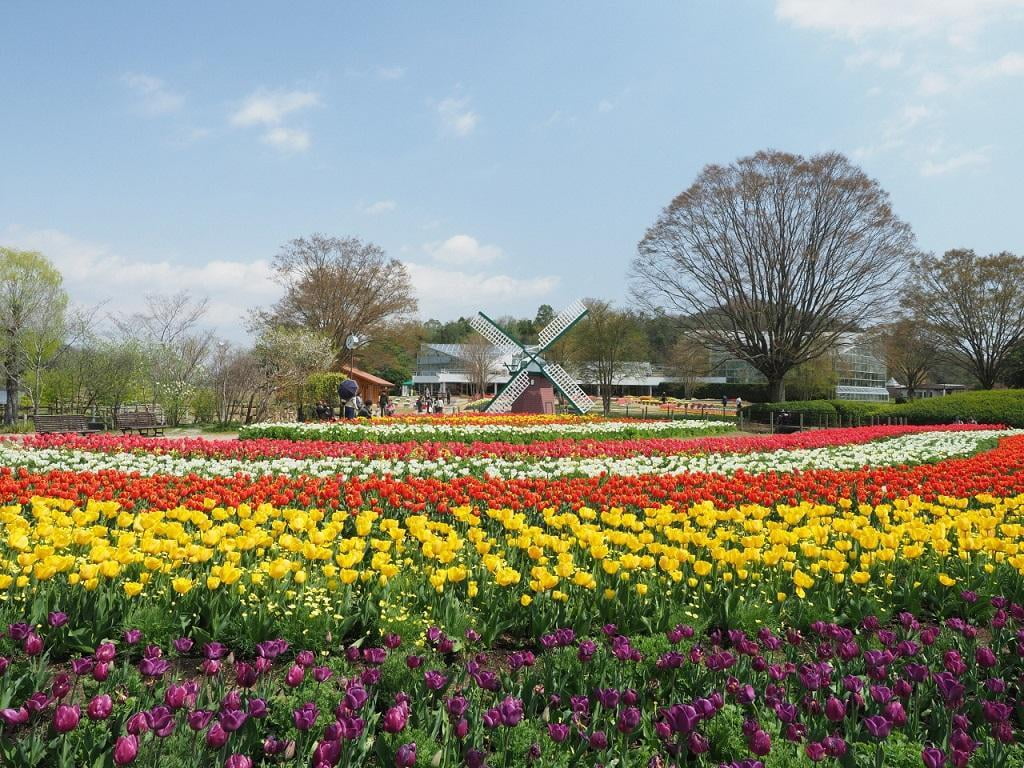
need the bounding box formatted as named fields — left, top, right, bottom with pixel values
left=2, top=419, right=1024, bottom=767
left=236, top=414, right=735, bottom=444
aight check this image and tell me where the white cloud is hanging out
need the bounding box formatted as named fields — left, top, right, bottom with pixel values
left=0, top=227, right=279, bottom=341
left=437, top=96, right=479, bottom=137
left=231, top=88, right=320, bottom=152
left=920, top=147, right=991, bottom=176
left=122, top=72, right=184, bottom=115
left=425, top=235, right=503, bottom=267
left=405, top=262, right=558, bottom=318
left=261, top=127, right=311, bottom=152
left=360, top=200, right=397, bottom=215
left=844, top=49, right=903, bottom=69
left=976, top=51, right=1024, bottom=78
left=231, top=89, right=320, bottom=127
left=919, top=72, right=950, bottom=95
left=776, top=0, right=1024, bottom=39
left=597, top=99, right=614, bottom=113
left=377, top=65, right=405, bottom=80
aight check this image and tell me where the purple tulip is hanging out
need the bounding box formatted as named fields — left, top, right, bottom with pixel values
left=86, top=694, right=113, bottom=721
left=204, top=642, right=228, bottom=659
left=187, top=710, right=214, bottom=731
left=863, top=715, right=892, bottom=740
left=424, top=669, right=448, bottom=691
left=548, top=723, right=570, bottom=742
left=113, top=735, right=139, bottom=765
left=617, top=706, right=641, bottom=734
left=395, top=742, right=417, bottom=767
left=482, top=708, right=501, bottom=729
left=292, top=702, right=318, bottom=731
left=70, top=657, right=93, bottom=676
left=23, top=633, right=44, bottom=656
left=173, top=637, right=194, bottom=653
left=455, top=718, right=469, bottom=739
left=499, top=696, right=524, bottom=727
left=147, top=706, right=174, bottom=737
left=53, top=704, right=80, bottom=733
left=405, top=655, right=423, bottom=669
left=465, top=748, right=486, bottom=768
left=385, top=632, right=403, bottom=648
left=47, top=611, right=69, bottom=628
left=25, top=692, right=50, bottom=714
left=663, top=703, right=699, bottom=734
left=806, top=742, right=827, bottom=762
left=52, top=673, right=72, bottom=699
left=201, top=659, right=221, bottom=677
left=588, top=730, right=609, bottom=750
left=313, top=666, right=332, bottom=683
left=138, top=658, right=170, bottom=678
left=224, top=755, right=252, bottom=768
left=922, top=747, right=947, bottom=768
left=218, top=709, right=248, bottom=732
left=247, top=698, right=268, bottom=718
left=7, top=623, right=31, bottom=640
left=824, top=696, right=846, bottom=722
left=125, top=711, right=150, bottom=735
left=284, top=664, right=305, bottom=688
left=296, top=650, right=315, bottom=667
left=235, top=662, right=258, bottom=688
left=206, top=722, right=229, bottom=748
left=382, top=704, right=408, bottom=733
left=975, top=647, right=998, bottom=669
left=0, top=707, right=29, bottom=726
left=749, top=730, right=772, bottom=756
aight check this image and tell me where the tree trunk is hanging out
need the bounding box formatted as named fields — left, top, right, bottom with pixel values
left=4, top=374, right=16, bottom=425
left=767, top=378, right=786, bottom=403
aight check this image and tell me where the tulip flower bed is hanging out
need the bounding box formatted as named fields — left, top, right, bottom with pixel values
left=237, top=415, right=735, bottom=445
left=2, top=607, right=1024, bottom=768
left=2, top=422, right=1024, bottom=766
left=0, top=426, right=1012, bottom=480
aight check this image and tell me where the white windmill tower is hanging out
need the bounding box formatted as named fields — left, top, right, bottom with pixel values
left=470, top=300, right=593, bottom=414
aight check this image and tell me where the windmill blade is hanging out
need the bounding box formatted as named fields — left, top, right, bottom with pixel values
left=470, top=313, right=520, bottom=349
left=486, top=370, right=532, bottom=413
left=542, top=362, right=593, bottom=414
left=538, top=300, right=588, bottom=349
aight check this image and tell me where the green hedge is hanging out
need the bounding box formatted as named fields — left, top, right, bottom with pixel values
left=747, top=400, right=837, bottom=420
left=692, top=383, right=770, bottom=402
left=830, top=400, right=890, bottom=419
left=882, top=389, right=1024, bottom=427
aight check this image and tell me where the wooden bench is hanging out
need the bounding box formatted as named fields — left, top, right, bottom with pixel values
left=114, top=410, right=166, bottom=436
left=33, top=414, right=101, bottom=435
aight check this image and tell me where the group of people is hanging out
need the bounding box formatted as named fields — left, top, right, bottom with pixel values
left=415, top=391, right=450, bottom=414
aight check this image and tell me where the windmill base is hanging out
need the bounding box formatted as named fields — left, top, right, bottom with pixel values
left=510, top=377, right=557, bottom=414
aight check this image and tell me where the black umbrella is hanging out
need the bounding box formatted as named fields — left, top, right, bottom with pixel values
left=338, top=379, right=359, bottom=400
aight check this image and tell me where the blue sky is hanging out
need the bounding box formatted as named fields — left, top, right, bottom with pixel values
left=3, top=1, right=1023, bottom=340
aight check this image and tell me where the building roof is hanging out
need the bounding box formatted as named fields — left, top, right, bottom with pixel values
left=343, top=366, right=394, bottom=387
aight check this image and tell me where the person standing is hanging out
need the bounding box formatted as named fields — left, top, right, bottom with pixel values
left=379, top=391, right=389, bottom=417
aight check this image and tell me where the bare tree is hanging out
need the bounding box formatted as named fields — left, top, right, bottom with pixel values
left=632, top=150, right=914, bottom=401
left=666, top=336, right=710, bottom=398
left=905, top=250, right=1024, bottom=389
left=868, top=317, right=938, bottom=398
left=462, top=335, right=502, bottom=397
left=259, top=235, right=418, bottom=365
left=569, top=300, right=647, bottom=416
left=115, top=291, right=214, bottom=424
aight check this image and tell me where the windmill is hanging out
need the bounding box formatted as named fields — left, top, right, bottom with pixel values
left=470, top=300, right=593, bottom=414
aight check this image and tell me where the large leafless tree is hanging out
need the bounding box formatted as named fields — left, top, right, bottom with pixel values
left=868, top=317, right=938, bottom=398
left=260, top=234, right=418, bottom=365
left=632, top=150, right=915, bottom=401
left=569, top=300, right=647, bottom=416
left=904, top=249, right=1024, bottom=389
left=462, top=335, right=503, bottom=397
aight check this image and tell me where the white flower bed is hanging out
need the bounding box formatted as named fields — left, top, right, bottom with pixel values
left=0, top=429, right=1016, bottom=481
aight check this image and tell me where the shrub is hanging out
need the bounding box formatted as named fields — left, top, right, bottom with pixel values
left=746, top=400, right=837, bottom=424
left=883, top=389, right=1024, bottom=427
left=829, top=400, right=890, bottom=420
